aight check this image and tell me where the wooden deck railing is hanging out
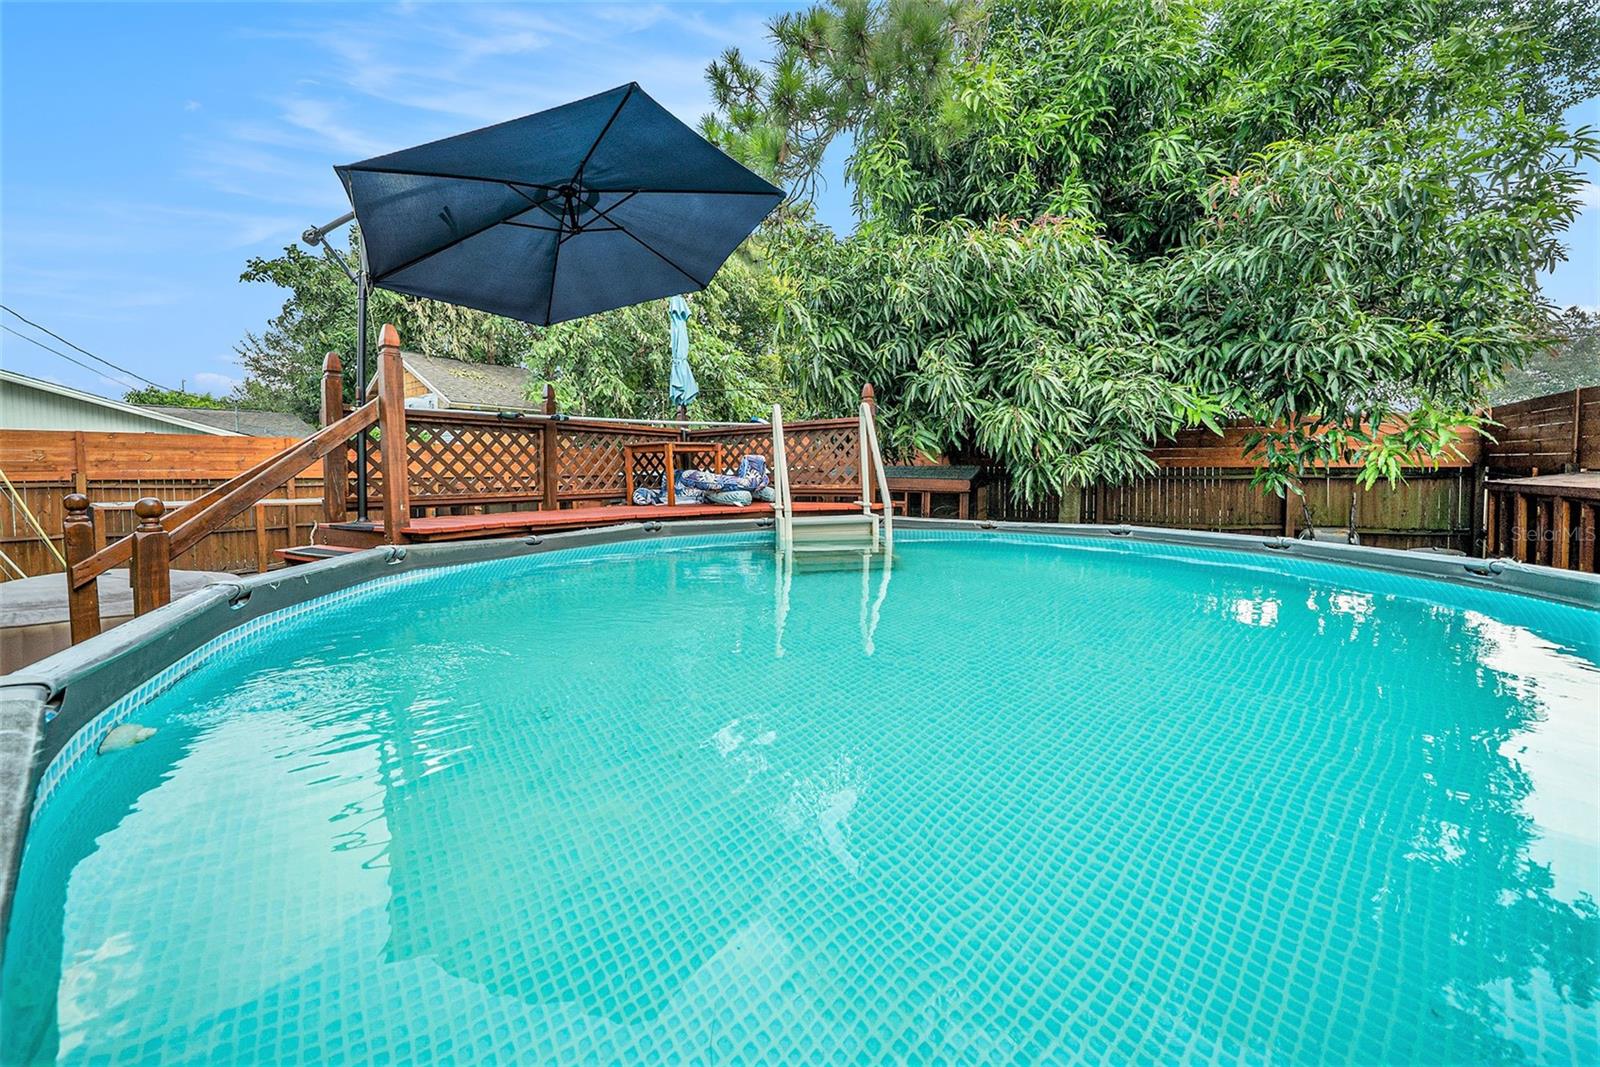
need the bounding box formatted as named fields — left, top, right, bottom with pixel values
left=347, top=327, right=865, bottom=524
left=57, top=323, right=869, bottom=646
left=61, top=391, right=380, bottom=644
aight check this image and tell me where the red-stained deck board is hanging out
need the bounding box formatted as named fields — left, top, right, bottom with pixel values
left=381, top=500, right=875, bottom=542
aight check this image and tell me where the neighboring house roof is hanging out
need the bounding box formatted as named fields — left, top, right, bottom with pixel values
left=0, top=369, right=244, bottom=435
left=369, top=350, right=540, bottom=412
left=137, top=405, right=315, bottom=438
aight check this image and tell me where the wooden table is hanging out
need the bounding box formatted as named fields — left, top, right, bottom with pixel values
left=884, top=465, right=980, bottom=520
left=623, top=441, right=726, bottom=505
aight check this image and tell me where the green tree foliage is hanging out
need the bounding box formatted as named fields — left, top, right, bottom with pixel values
left=524, top=250, right=789, bottom=421
left=709, top=0, right=1600, bottom=505
left=1490, top=307, right=1600, bottom=403
left=236, top=238, right=421, bottom=422
left=776, top=215, right=1217, bottom=496
left=122, top=386, right=226, bottom=409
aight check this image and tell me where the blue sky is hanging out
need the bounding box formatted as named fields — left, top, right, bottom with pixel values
left=0, top=2, right=1594, bottom=401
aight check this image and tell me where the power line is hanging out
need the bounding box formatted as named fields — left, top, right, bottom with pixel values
left=0, top=303, right=171, bottom=390
left=1, top=324, right=148, bottom=392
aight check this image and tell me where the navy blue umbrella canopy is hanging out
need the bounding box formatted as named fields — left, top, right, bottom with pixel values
left=335, top=84, right=783, bottom=326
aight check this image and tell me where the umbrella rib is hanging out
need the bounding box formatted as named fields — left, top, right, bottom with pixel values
left=573, top=83, right=635, bottom=184
left=587, top=187, right=783, bottom=197
left=593, top=212, right=708, bottom=289
left=370, top=211, right=522, bottom=282
left=370, top=198, right=563, bottom=281
left=345, top=165, right=564, bottom=188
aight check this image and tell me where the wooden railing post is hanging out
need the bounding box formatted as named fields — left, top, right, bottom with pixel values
left=542, top=384, right=560, bottom=511
left=130, top=497, right=171, bottom=616
left=63, top=493, right=101, bottom=644
left=377, top=325, right=410, bottom=543
left=321, top=352, right=348, bottom=523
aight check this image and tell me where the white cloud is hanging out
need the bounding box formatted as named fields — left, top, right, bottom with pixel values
left=184, top=100, right=202, bottom=112
left=186, top=1, right=749, bottom=228
left=192, top=370, right=243, bottom=393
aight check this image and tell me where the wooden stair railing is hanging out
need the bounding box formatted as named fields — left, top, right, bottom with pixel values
left=62, top=385, right=382, bottom=646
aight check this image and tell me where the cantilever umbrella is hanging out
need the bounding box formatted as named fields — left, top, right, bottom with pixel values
left=335, top=83, right=784, bottom=325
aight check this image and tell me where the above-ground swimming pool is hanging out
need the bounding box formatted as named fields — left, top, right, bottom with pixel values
left=2, top=529, right=1596, bottom=1065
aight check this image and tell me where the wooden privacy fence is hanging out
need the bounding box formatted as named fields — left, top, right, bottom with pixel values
left=1088, top=468, right=1478, bottom=551
left=0, top=429, right=323, bottom=581
left=978, top=421, right=1482, bottom=552
left=1481, top=387, right=1599, bottom=473
left=1086, top=422, right=1482, bottom=552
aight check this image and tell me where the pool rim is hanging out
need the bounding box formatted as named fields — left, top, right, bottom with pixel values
left=2, top=517, right=1596, bottom=960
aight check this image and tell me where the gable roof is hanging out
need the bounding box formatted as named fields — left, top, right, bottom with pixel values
left=371, top=351, right=540, bottom=412
left=135, top=405, right=316, bottom=438
left=0, top=369, right=244, bottom=435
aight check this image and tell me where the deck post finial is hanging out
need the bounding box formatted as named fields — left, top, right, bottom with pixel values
left=861, top=382, right=876, bottom=412
left=133, top=497, right=164, bottom=529
left=63, top=493, right=101, bottom=644
left=379, top=323, right=402, bottom=351
left=130, top=497, right=172, bottom=617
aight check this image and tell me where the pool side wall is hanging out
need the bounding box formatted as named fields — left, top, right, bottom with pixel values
left=1, top=519, right=1596, bottom=959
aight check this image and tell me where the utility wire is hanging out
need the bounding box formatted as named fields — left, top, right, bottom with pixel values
left=0, top=303, right=171, bottom=390
left=0, top=324, right=149, bottom=392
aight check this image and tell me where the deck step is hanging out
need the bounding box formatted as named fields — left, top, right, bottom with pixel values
left=277, top=544, right=364, bottom=565
left=314, top=521, right=386, bottom=549
left=789, top=513, right=877, bottom=528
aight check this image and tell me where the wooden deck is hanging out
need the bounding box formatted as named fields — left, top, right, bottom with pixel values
left=1483, top=471, right=1598, bottom=571
left=316, top=500, right=878, bottom=545
left=1484, top=471, right=1600, bottom=502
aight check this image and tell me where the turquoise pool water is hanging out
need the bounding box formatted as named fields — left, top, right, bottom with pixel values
left=2, top=532, right=1597, bottom=1065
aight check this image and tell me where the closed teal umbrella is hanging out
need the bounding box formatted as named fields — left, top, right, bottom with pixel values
left=668, top=294, right=698, bottom=413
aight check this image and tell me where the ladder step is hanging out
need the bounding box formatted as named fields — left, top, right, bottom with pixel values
left=791, top=514, right=877, bottom=527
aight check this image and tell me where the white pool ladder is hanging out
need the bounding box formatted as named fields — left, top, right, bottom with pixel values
left=771, top=400, right=894, bottom=657
left=770, top=400, right=893, bottom=557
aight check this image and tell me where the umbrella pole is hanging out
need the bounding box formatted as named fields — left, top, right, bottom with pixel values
left=355, top=272, right=369, bottom=522
left=301, top=212, right=369, bottom=522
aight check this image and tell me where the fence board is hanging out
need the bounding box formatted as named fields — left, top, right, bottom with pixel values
left=0, top=430, right=323, bottom=582
left=1485, top=387, right=1595, bottom=473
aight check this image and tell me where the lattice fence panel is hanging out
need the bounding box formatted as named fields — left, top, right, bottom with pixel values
left=786, top=424, right=861, bottom=491
left=406, top=421, right=542, bottom=502
left=556, top=428, right=672, bottom=499
left=346, top=431, right=382, bottom=505
left=630, top=449, right=670, bottom=494
left=688, top=430, right=772, bottom=473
